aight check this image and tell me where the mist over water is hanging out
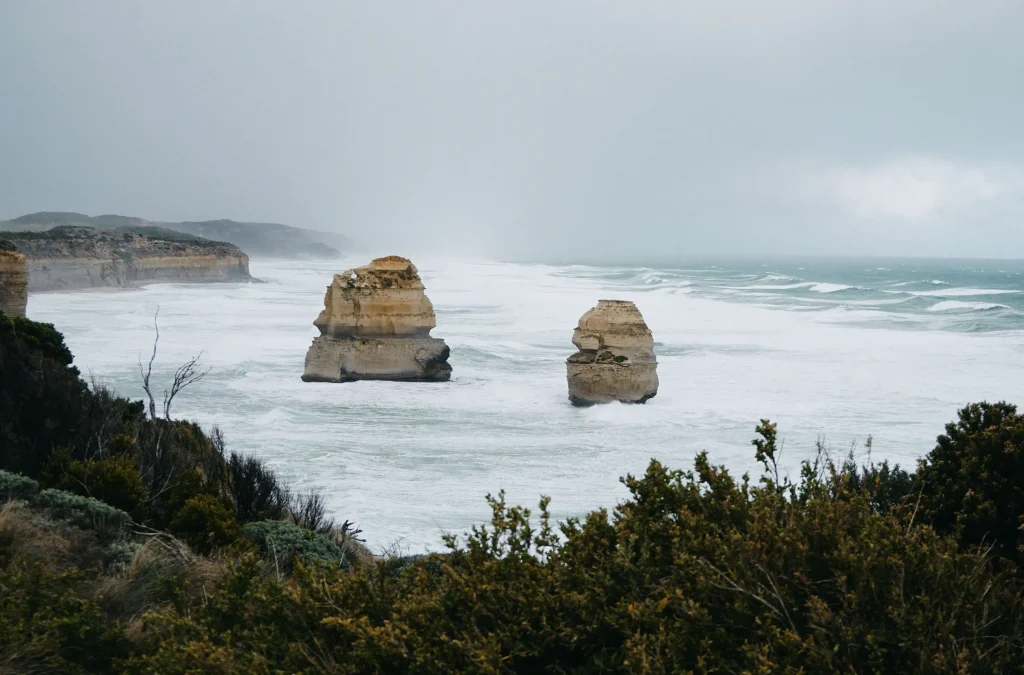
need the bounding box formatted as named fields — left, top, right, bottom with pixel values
left=27, top=257, right=1024, bottom=552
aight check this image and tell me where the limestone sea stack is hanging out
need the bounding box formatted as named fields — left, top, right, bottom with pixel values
left=0, top=241, right=28, bottom=317
left=566, top=300, right=658, bottom=405
left=302, top=256, right=452, bottom=383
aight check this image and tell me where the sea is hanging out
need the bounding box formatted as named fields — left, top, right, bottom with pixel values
left=26, top=256, right=1024, bottom=552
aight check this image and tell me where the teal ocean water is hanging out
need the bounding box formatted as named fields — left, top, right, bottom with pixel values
left=564, top=257, right=1024, bottom=333
left=26, top=256, right=1024, bottom=551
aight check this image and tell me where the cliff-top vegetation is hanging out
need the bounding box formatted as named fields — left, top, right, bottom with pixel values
left=3, top=310, right=1024, bottom=672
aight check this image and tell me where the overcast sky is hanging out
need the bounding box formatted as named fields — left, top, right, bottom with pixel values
left=1, top=1, right=1022, bottom=260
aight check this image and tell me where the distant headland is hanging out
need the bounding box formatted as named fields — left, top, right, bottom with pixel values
left=1, top=211, right=352, bottom=260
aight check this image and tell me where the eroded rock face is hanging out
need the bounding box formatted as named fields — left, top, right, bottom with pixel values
left=566, top=300, right=658, bottom=405
left=5, top=226, right=251, bottom=292
left=0, top=242, right=28, bottom=317
left=302, top=256, right=452, bottom=382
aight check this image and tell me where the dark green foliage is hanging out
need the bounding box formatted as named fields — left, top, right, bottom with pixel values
left=241, top=520, right=348, bottom=573
left=289, top=489, right=335, bottom=534
left=51, top=452, right=149, bottom=515
left=0, top=469, right=39, bottom=501
left=0, top=558, right=129, bottom=673
left=228, top=452, right=290, bottom=523
left=0, top=311, right=140, bottom=477
left=130, top=444, right=1024, bottom=673
left=1, top=310, right=74, bottom=365
left=168, top=495, right=239, bottom=555
left=918, top=401, right=1024, bottom=563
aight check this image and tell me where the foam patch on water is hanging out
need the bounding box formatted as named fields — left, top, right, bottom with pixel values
left=927, top=301, right=1010, bottom=313
left=912, top=287, right=1020, bottom=297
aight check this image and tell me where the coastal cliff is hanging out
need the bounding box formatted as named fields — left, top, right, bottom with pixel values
left=3, top=226, right=251, bottom=292
left=0, top=241, right=28, bottom=316
left=2, top=212, right=350, bottom=259
left=302, top=256, right=452, bottom=382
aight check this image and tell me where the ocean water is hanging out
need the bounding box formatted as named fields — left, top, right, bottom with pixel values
left=26, top=257, right=1024, bottom=552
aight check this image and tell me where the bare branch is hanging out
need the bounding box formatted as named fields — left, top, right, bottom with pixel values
left=162, top=351, right=211, bottom=420
left=138, top=306, right=160, bottom=420
left=135, top=305, right=211, bottom=421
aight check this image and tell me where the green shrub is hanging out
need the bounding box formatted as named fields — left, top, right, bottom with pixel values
left=33, top=488, right=130, bottom=537
left=229, top=452, right=290, bottom=523
left=241, top=520, right=348, bottom=572
left=168, top=495, right=238, bottom=555
left=103, top=541, right=143, bottom=574
left=0, top=470, right=39, bottom=501
left=0, top=558, right=129, bottom=673
left=132, top=432, right=1024, bottom=673
left=51, top=453, right=148, bottom=515
left=0, top=311, right=74, bottom=366
left=918, top=401, right=1024, bottom=563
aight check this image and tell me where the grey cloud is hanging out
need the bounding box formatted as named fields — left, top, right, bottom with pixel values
left=0, top=1, right=1022, bottom=260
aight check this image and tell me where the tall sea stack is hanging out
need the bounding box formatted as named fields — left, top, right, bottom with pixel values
left=0, top=241, right=28, bottom=317
left=302, top=256, right=452, bottom=383
left=566, top=300, right=658, bottom=405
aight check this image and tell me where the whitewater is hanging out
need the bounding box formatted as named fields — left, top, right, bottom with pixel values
left=26, top=257, right=1024, bottom=552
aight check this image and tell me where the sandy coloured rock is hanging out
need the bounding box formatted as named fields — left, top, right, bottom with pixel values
left=302, top=256, right=452, bottom=382
left=566, top=299, right=658, bottom=405
left=0, top=242, right=28, bottom=317
left=3, top=226, right=251, bottom=292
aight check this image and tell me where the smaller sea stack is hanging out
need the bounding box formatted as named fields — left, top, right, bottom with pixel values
left=302, top=256, right=452, bottom=383
left=0, top=241, right=28, bottom=317
left=566, top=300, right=658, bottom=406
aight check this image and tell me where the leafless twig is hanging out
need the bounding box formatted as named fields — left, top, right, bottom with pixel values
left=138, top=307, right=160, bottom=421
left=162, top=352, right=211, bottom=420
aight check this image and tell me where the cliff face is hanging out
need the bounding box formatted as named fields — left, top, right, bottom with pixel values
left=566, top=300, right=659, bottom=405
left=0, top=242, right=28, bottom=317
left=302, top=256, right=452, bottom=383
left=4, top=227, right=251, bottom=292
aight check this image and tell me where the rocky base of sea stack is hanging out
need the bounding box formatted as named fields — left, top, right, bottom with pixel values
left=566, top=356, right=658, bottom=406
left=302, top=336, right=452, bottom=383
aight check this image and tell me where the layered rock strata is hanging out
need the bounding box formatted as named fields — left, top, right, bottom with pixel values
left=302, top=256, right=452, bottom=383
left=0, top=242, right=28, bottom=317
left=4, top=226, right=251, bottom=292
left=566, top=300, right=658, bottom=405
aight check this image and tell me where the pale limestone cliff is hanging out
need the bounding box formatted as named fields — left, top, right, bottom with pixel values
left=566, top=300, right=658, bottom=405
left=0, top=243, right=28, bottom=317
left=302, top=256, right=451, bottom=382
left=4, top=226, right=251, bottom=292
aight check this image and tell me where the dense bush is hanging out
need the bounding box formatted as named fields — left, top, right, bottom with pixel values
left=168, top=495, right=239, bottom=555
left=50, top=452, right=149, bottom=516
left=918, top=401, right=1024, bottom=564
left=228, top=451, right=290, bottom=524
left=130, top=444, right=1024, bottom=673
left=0, top=558, right=129, bottom=673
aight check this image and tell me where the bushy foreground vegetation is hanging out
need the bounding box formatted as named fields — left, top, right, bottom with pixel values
left=3, top=310, right=1024, bottom=673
